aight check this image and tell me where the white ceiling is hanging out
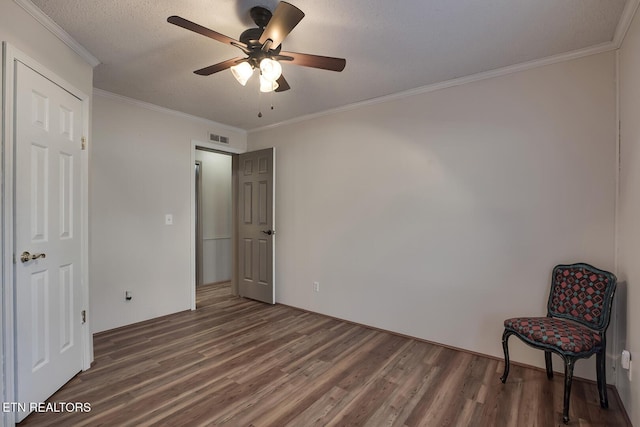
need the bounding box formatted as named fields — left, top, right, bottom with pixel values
left=29, top=0, right=631, bottom=130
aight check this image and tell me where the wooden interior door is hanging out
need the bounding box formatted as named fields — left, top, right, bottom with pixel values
left=237, top=148, right=275, bottom=304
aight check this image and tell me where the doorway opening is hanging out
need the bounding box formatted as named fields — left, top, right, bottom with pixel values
left=194, top=147, right=234, bottom=308
left=190, top=140, right=275, bottom=309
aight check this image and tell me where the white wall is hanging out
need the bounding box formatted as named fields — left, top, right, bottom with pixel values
left=90, top=92, right=246, bottom=333
left=195, top=150, right=232, bottom=284
left=617, top=4, right=640, bottom=424
left=248, top=52, right=617, bottom=381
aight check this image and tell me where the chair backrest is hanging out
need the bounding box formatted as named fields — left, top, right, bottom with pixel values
left=547, top=263, right=617, bottom=332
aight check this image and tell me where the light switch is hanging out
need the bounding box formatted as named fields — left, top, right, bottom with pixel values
left=165, top=214, right=173, bottom=225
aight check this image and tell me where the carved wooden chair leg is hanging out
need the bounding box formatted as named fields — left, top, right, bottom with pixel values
left=562, top=357, right=575, bottom=424
left=500, top=329, right=511, bottom=383
left=544, top=351, right=553, bottom=379
left=596, top=349, right=609, bottom=408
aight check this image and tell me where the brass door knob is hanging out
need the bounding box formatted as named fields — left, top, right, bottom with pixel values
left=20, top=251, right=46, bottom=263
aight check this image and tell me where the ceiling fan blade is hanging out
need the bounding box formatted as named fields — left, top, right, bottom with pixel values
left=277, top=51, right=346, bottom=72
left=259, top=2, right=305, bottom=50
left=275, top=75, right=291, bottom=92
left=168, top=16, right=247, bottom=50
left=194, top=57, right=245, bottom=76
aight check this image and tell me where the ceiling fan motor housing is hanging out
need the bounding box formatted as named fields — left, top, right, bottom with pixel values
left=240, top=7, right=282, bottom=68
left=250, top=6, right=272, bottom=28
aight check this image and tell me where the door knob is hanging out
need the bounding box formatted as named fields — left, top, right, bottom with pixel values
left=261, top=230, right=275, bottom=236
left=20, top=251, right=46, bottom=263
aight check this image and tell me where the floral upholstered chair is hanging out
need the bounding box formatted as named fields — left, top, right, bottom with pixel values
left=500, top=263, right=617, bottom=424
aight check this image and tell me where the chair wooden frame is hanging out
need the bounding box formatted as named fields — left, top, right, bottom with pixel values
left=500, top=263, right=617, bottom=424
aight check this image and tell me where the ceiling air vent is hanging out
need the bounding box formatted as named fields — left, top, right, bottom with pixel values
left=208, top=132, right=229, bottom=144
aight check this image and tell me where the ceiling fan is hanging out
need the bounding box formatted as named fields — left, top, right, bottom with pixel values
left=168, top=1, right=346, bottom=93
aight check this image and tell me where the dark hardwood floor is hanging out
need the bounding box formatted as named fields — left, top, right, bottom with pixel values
left=19, top=282, right=628, bottom=426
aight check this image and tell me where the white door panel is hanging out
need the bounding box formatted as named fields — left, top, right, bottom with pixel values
left=14, top=61, right=83, bottom=422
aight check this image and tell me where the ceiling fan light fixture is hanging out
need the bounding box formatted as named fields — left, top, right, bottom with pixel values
left=230, top=62, right=254, bottom=86
left=260, top=74, right=279, bottom=92
left=259, top=58, right=282, bottom=83
left=168, top=3, right=346, bottom=94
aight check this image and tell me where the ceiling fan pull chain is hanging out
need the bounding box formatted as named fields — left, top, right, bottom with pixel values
left=258, top=86, right=263, bottom=118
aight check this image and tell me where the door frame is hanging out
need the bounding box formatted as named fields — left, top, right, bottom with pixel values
left=190, top=139, right=244, bottom=310
left=1, top=43, right=92, bottom=425
left=194, top=160, right=203, bottom=287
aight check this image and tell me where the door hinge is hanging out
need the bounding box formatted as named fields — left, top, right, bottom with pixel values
left=81, top=310, right=86, bottom=324
left=81, top=136, right=87, bottom=150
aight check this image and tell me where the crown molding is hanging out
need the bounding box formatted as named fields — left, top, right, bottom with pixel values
left=93, top=89, right=247, bottom=135
left=249, top=41, right=617, bottom=133
left=614, top=0, right=640, bottom=47
left=14, top=0, right=100, bottom=67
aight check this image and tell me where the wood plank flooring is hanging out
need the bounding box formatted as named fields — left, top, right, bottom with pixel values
left=19, top=283, right=629, bottom=426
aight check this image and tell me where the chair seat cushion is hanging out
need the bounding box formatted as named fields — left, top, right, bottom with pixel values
left=504, top=317, right=601, bottom=354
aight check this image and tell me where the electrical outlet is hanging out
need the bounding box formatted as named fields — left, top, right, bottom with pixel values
left=313, top=281, right=320, bottom=292
left=622, top=350, right=631, bottom=370
left=165, top=214, right=173, bottom=225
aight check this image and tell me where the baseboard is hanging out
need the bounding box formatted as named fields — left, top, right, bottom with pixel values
left=198, top=280, right=231, bottom=287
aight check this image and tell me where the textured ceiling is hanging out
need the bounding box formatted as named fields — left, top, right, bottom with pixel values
left=30, top=0, right=629, bottom=130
